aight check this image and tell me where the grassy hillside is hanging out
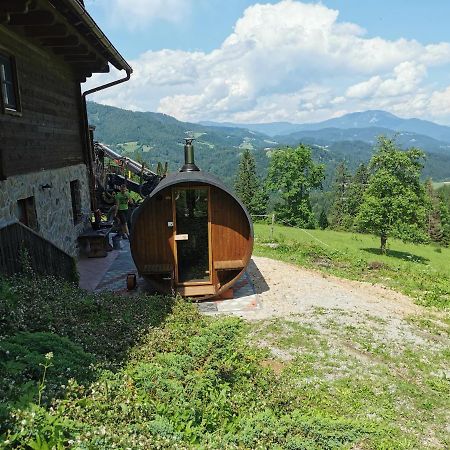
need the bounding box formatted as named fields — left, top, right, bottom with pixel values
left=254, top=224, right=450, bottom=309
left=87, top=101, right=272, bottom=186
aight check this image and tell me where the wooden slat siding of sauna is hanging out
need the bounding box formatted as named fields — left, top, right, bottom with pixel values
left=215, top=260, right=245, bottom=270
left=132, top=188, right=173, bottom=271
left=177, top=284, right=215, bottom=297
left=0, top=221, right=76, bottom=281
left=210, top=187, right=250, bottom=265
left=0, top=28, right=85, bottom=178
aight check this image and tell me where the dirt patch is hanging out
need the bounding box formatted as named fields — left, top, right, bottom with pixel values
left=260, top=359, right=285, bottom=375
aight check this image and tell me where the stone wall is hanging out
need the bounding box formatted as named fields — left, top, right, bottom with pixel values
left=0, top=164, right=91, bottom=256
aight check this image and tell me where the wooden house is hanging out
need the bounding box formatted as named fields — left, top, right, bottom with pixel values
left=131, top=141, right=254, bottom=299
left=0, top=0, right=131, bottom=259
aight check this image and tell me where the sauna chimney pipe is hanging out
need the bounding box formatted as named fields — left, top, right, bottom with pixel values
left=180, top=138, right=200, bottom=172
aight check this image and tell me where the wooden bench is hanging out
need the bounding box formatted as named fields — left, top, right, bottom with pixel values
left=214, top=260, right=245, bottom=270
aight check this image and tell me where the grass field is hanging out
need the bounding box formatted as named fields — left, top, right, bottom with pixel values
left=254, top=223, right=450, bottom=309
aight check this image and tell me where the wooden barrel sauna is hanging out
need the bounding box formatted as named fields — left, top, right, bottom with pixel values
left=130, top=141, right=253, bottom=300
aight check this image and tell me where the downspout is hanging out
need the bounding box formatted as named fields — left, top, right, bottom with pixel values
left=81, top=70, right=132, bottom=210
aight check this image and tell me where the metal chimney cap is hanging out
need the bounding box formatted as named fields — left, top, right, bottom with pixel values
left=180, top=138, right=200, bottom=172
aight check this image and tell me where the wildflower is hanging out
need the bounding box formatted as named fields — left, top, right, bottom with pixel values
left=45, top=352, right=54, bottom=360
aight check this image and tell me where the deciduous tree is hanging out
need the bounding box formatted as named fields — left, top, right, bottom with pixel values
left=266, top=144, right=324, bottom=228
left=356, top=137, right=428, bottom=253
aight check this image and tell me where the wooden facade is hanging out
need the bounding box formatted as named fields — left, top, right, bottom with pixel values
left=131, top=171, right=254, bottom=299
left=0, top=0, right=131, bottom=180
left=0, top=27, right=86, bottom=178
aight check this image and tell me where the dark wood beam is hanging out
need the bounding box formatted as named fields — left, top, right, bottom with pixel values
left=64, top=53, right=100, bottom=63
left=24, top=23, right=67, bottom=38
left=8, top=10, right=55, bottom=26
left=41, top=35, right=80, bottom=47
left=72, top=64, right=109, bottom=77
left=53, top=44, right=89, bottom=55
left=0, top=0, right=31, bottom=14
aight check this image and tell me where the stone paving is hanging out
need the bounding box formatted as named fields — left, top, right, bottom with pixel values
left=196, top=272, right=261, bottom=315
left=94, top=240, right=137, bottom=293
left=77, top=237, right=261, bottom=313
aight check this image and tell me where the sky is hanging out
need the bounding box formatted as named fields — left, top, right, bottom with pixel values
left=83, top=0, right=450, bottom=125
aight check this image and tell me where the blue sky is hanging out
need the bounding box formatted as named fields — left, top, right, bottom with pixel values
left=84, top=0, right=450, bottom=125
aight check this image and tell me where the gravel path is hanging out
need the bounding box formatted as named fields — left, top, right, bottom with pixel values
left=244, top=256, right=421, bottom=321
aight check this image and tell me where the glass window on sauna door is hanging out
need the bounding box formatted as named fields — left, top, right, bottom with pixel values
left=174, top=187, right=210, bottom=283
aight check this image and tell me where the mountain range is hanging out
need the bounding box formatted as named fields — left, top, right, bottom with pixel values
left=87, top=102, right=450, bottom=187
left=201, top=110, right=450, bottom=142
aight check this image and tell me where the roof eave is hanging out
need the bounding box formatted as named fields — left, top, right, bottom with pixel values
left=57, top=0, right=132, bottom=73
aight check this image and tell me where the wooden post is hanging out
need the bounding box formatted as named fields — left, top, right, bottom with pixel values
left=270, top=213, right=275, bottom=241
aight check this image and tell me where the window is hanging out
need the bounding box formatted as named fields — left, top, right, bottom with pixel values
left=70, top=180, right=82, bottom=225
left=17, top=197, right=38, bottom=231
left=0, top=53, right=21, bottom=113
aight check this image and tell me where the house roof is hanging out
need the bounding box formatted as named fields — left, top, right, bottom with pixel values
left=0, top=0, right=132, bottom=81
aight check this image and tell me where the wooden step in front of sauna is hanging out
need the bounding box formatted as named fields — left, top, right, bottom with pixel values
left=177, top=284, right=216, bottom=297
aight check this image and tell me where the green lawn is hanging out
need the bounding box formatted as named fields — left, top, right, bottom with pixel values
left=254, top=223, right=450, bottom=309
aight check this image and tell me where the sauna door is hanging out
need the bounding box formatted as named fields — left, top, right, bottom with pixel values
left=173, top=187, right=211, bottom=284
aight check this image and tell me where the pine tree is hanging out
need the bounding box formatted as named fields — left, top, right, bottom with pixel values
left=329, top=162, right=351, bottom=229
left=346, top=163, right=369, bottom=219
left=425, top=179, right=444, bottom=243
left=234, top=149, right=267, bottom=216
left=319, top=208, right=329, bottom=229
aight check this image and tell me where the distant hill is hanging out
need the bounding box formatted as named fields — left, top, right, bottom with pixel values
left=199, top=120, right=303, bottom=137
left=274, top=126, right=450, bottom=156
left=87, top=102, right=450, bottom=186
left=202, top=110, right=450, bottom=142
left=87, top=102, right=276, bottom=186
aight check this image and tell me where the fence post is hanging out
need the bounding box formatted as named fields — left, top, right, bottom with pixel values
left=270, top=213, right=275, bottom=241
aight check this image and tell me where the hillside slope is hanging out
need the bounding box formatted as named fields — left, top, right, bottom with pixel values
left=87, top=102, right=450, bottom=185
left=87, top=102, right=274, bottom=186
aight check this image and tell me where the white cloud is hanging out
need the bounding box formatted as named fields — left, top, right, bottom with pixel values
left=85, top=0, right=450, bottom=124
left=346, top=61, right=427, bottom=99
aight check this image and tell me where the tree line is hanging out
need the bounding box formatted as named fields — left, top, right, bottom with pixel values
left=234, top=136, right=450, bottom=252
